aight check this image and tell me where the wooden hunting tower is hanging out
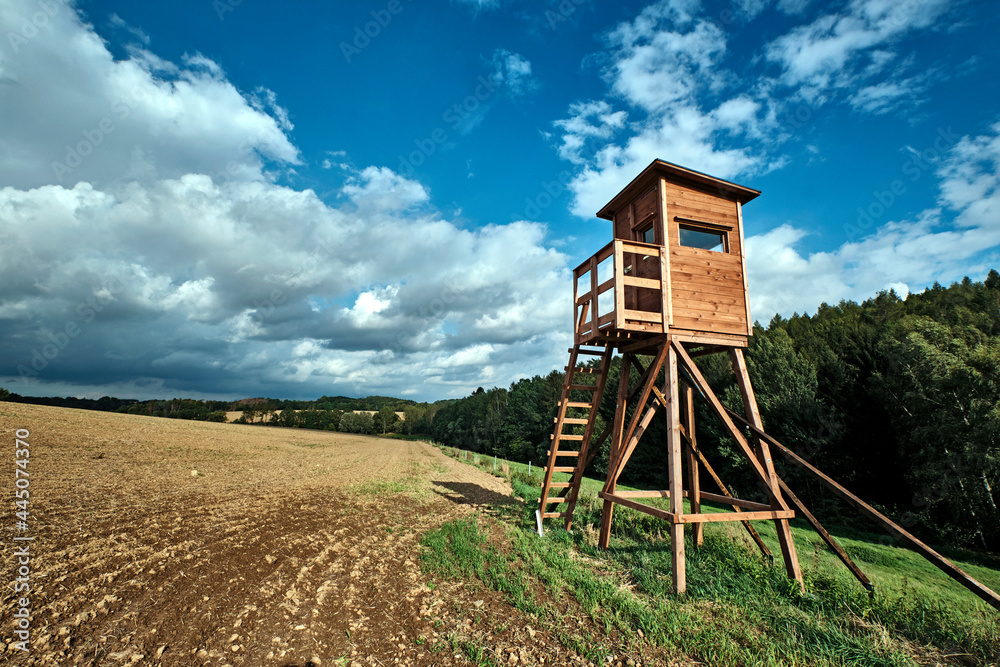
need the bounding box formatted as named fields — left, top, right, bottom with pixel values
left=578, top=159, right=757, bottom=348
left=537, top=159, right=1000, bottom=609
left=537, top=159, right=807, bottom=595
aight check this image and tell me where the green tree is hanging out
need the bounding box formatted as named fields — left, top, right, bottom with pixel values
left=876, top=317, right=1000, bottom=548
left=375, top=406, right=399, bottom=434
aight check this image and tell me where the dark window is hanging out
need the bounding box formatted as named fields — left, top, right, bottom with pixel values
left=679, top=225, right=727, bottom=252
left=640, top=225, right=656, bottom=244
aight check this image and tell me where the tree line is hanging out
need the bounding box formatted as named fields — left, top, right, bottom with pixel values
left=432, top=271, right=1000, bottom=551
left=0, top=391, right=448, bottom=436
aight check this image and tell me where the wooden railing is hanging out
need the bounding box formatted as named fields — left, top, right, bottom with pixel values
left=573, top=239, right=669, bottom=343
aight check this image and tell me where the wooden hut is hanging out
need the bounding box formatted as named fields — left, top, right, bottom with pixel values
left=575, top=159, right=758, bottom=349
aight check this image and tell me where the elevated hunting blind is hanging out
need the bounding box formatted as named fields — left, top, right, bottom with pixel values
left=538, top=159, right=1000, bottom=609
left=586, top=159, right=756, bottom=347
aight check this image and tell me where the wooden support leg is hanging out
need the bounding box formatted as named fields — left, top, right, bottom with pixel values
left=682, top=384, right=703, bottom=547
left=730, top=349, right=803, bottom=589
left=599, top=353, right=632, bottom=550
left=666, top=344, right=686, bottom=594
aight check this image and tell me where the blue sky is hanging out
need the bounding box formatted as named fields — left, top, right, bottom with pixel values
left=1, top=0, right=998, bottom=401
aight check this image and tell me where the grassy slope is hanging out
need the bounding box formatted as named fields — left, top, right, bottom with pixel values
left=422, top=448, right=1000, bottom=666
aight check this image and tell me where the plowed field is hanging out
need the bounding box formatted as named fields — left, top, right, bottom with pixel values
left=0, top=403, right=579, bottom=667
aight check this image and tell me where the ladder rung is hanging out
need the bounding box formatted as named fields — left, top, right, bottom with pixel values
left=550, top=483, right=571, bottom=489
left=568, top=384, right=597, bottom=391
left=575, top=348, right=606, bottom=356
left=562, top=418, right=589, bottom=425
left=553, top=466, right=576, bottom=473
left=557, top=434, right=584, bottom=441
left=548, top=450, right=579, bottom=457
left=565, top=402, right=592, bottom=409
left=544, top=497, right=569, bottom=504
left=566, top=366, right=597, bottom=374
left=542, top=512, right=568, bottom=519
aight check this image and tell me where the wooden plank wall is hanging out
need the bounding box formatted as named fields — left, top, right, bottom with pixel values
left=613, top=186, right=664, bottom=316
left=662, top=182, right=748, bottom=336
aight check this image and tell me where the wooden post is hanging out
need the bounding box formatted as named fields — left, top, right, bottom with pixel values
left=730, top=349, right=803, bottom=589
left=682, top=384, right=703, bottom=547
left=590, top=255, right=599, bottom=340
left=666, top=343, right=686, bottom=594
left=599, top=353, right=631, bottom=549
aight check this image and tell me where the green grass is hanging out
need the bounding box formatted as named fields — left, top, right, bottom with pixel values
left=425, top=446, right=1000, bottom=666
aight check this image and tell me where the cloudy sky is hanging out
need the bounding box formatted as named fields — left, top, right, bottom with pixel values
left=1, top=0, right=998, bottom=402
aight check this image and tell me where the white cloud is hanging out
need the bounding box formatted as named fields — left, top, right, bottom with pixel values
left=606, top=5, right=726, bottom=113
left=341, top=166, right=429, bottom=211
left=764, top=0, right=950, bottom=101
left=553, top=0, right=776, bottom=216
left=108, top=13, right=150, bottom=45
left=553, top=101, right=627, bottom=164
left=847, top=79, right=920, bottom=114
left=552, top=0, right=957, bottom=218
left=746, top=124, right=1000, bottom=322
left=0, top=0, right=573, bottom=400
left=0, top=0, right=299, bottom=191
left=491, top=49, right=537, bottom=97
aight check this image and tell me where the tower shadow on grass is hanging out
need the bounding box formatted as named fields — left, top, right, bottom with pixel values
left=432, top=480, right=517, bottom=510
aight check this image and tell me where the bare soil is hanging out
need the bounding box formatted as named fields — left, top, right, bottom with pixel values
left=0, top=403, right=605, bottom=667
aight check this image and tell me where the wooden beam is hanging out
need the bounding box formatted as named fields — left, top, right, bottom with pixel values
left=599, top=352, right=632, bottom=550
left=607, top=344, right=670, bottom=483
left=658, top=177, right=674, bottom=328
left=686, top=345, right=728, bottom=358
left=680, top=430, right=774, bottom=559
left=610, top=489, right=770, bottom=511
left=682, top=384, right=703, bottom=546
left=671, top=340, right=781, bottom=501
left=725, top=407, right=1000, bottom=613
left=620, top=334, right=668, bottom=355
left=737, top=201, right=753, bottom=338
left=777, top=478, right=873, bottom=592
left=730, top=348, right=803, bottom=587
left=665, top=343, right=686, bottom=594
left=613, top=240, right=626, bottom=332
left=599, top=491, right=676, bottom=522
left=679, top=510, right=795, bottom=524
left=590, top=254, right=599, bottom=340
left=698, top=492, right=774, bottom=511
left=615, top=489, right=675, bottom=498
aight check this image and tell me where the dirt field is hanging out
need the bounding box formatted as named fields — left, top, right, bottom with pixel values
left=0, top=403, right=579, bottom=667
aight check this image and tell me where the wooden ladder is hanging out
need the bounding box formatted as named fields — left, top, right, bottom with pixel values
left=537, top=344, right=613, bottom=533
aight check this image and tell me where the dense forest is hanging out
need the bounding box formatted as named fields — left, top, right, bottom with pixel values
left=431, top=271, right=1000, bottom=551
